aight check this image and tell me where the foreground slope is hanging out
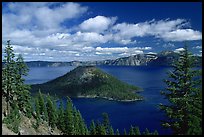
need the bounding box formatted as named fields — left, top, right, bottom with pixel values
left=31, top=66, right=142, bottom=101
left=2, top=98, right=61, bottom=135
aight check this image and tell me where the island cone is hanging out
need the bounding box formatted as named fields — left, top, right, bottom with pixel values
left=31, top=66, right=142, bottom=101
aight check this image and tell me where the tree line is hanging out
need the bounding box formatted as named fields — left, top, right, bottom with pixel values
left=2, top=40, right=202, bottom=135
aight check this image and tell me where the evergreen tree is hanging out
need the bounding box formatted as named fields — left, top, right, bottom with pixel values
left=25, top=97, right=33, bottom=118
left=95, top=120, right=106, bottom=135
left=95, top=120, right=100, bottom=135
left=100, top=124, right=107, bottom=135
left=2, top=41, right=32, bottom=117
left=46, top=95, right=57, bottom=130
left=160, top=44, right=202, bottom=135
left=143, top=128, right=150, bottom=135
left=153, top=130, right=159, bottom=135
left=89, top=120, right=96, bottom=135
left=72, top=107, right=80, bottom=135
left=134, top=126, right=141, bottom=135
left=3, top=102, right=21, bottom=133
left=123, top=128, right=127, bottom=135
left=102, top=112, right=111, bottom=134
left=64, top=97, right=74, bottom=135
left=84, top=125, right=89, bottom=135
left=187, top=69, right=202, bottom=135
left=129, top=125, right=134, bottom=135
left=34, top=97, right=40, bottom=128
left=15, top=54, right=31, bottom=114
left=77, top=109, right=88, bottom=135
left=109, top=126, right=114, bottom=135
left=116, top=129, right=120, bottom=135
left=2, top=40, right=17, bottom=115
left=38, top=90, right=48, bottom=121
left=57, top=100, right=65, bottom=133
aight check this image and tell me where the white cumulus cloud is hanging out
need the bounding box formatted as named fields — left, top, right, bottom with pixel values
left=161, top=29, right=202, bottom=41
left=112, top=19, right=202, bottom=42
left=79, top=16, right=117, bottom=33
left=2, top=2, right=202, bottom=61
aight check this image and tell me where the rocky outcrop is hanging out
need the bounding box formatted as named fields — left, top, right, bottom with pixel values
left=102, top=54, right=157, bottom=66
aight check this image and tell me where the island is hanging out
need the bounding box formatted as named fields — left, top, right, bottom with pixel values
left=31, top=66, right=143, bottom=101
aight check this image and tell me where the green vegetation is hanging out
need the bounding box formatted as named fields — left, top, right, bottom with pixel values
left=3, top=41, right=201, bottom=135
left=46, top=95, right=57, bottom=130
left=3, top=103, right=21, bottom=133
left=2, top=40, right=17, bottom=115
left=2, top=41, right=155, bottom=135
left=31, top=66, right=143, bottom=101
left=2, top=40, right=32, bottom=133
left=37, top=90, right=48, bottom=121
left=160, top=44, right=202, bottom=135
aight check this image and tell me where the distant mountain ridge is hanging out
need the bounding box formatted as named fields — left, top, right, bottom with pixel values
left=24, top=53, right=157, bottom=67
left=2, top=51, right=202, bottom=67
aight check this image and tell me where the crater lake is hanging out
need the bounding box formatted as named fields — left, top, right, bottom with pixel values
left=24, top=65, right=173, bottom=135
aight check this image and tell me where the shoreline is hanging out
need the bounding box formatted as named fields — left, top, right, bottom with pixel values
left=76, top=95, right=143, bottom=102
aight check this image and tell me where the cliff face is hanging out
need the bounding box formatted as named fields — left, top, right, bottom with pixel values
left=101, top=54, right=157, bottom=66
left=97, top=51, right=202, bottom=66
left=148, top=51, right=179, bottom=66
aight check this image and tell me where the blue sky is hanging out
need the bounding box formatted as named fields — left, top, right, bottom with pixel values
left=2, top=2, right=202, bottom=61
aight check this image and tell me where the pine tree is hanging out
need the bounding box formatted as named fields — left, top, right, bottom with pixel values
left=100, top=125, right=107, bottom=135
left=95, top=120, right=106, bottom=135
left=2, top=40, right=17, bottom=115
left=15, top=54, right=31, bottom=114
left=123, top=128, right=127, bottom=135
left=95, top=120, right=100, bottom=135
left=57, top=100, right=65, bottom=133
left=34, top=97, right=40, bottom=128
left=72, top=107, right=80, bottom=135
left=116, top=129, right=120, bottom=135
left=2, top=41, right=32, bottom=117
left=64, top=97, right=74, bottom=135
left=153, top=130, right=159, bottom=135
left=143, top=128, right=150, bottom=135
left=84, top=125, right=89, bottom=135
left=134, top=126, right=141, bottom=135
left=77, top=110, right=88, bottom=135
left=46, top=95, right=57, bottom=130
left=89, top=120, right=96, bottom=135
left=129, top=125, right=134, bottom=135
left=38, top=90, right=48, bottom=121
left=102, top=112, right=111, bottom=134
left=187, top=70, right=202, bottom=135
left=25, top=97, right=33, bottom=118
left=109, top=126, right=114, bottom=135
left=160, top=44, right=202, bottom=135
left=3, top=102, right=21, bottom=133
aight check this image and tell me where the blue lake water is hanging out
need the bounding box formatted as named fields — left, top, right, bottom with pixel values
left=24, top=65, right=173, bottom=135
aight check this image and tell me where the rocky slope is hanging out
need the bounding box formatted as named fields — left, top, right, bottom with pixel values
left=2, top=97, right=61, bottom=135
left=99, top=53, right=157, bottom=66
